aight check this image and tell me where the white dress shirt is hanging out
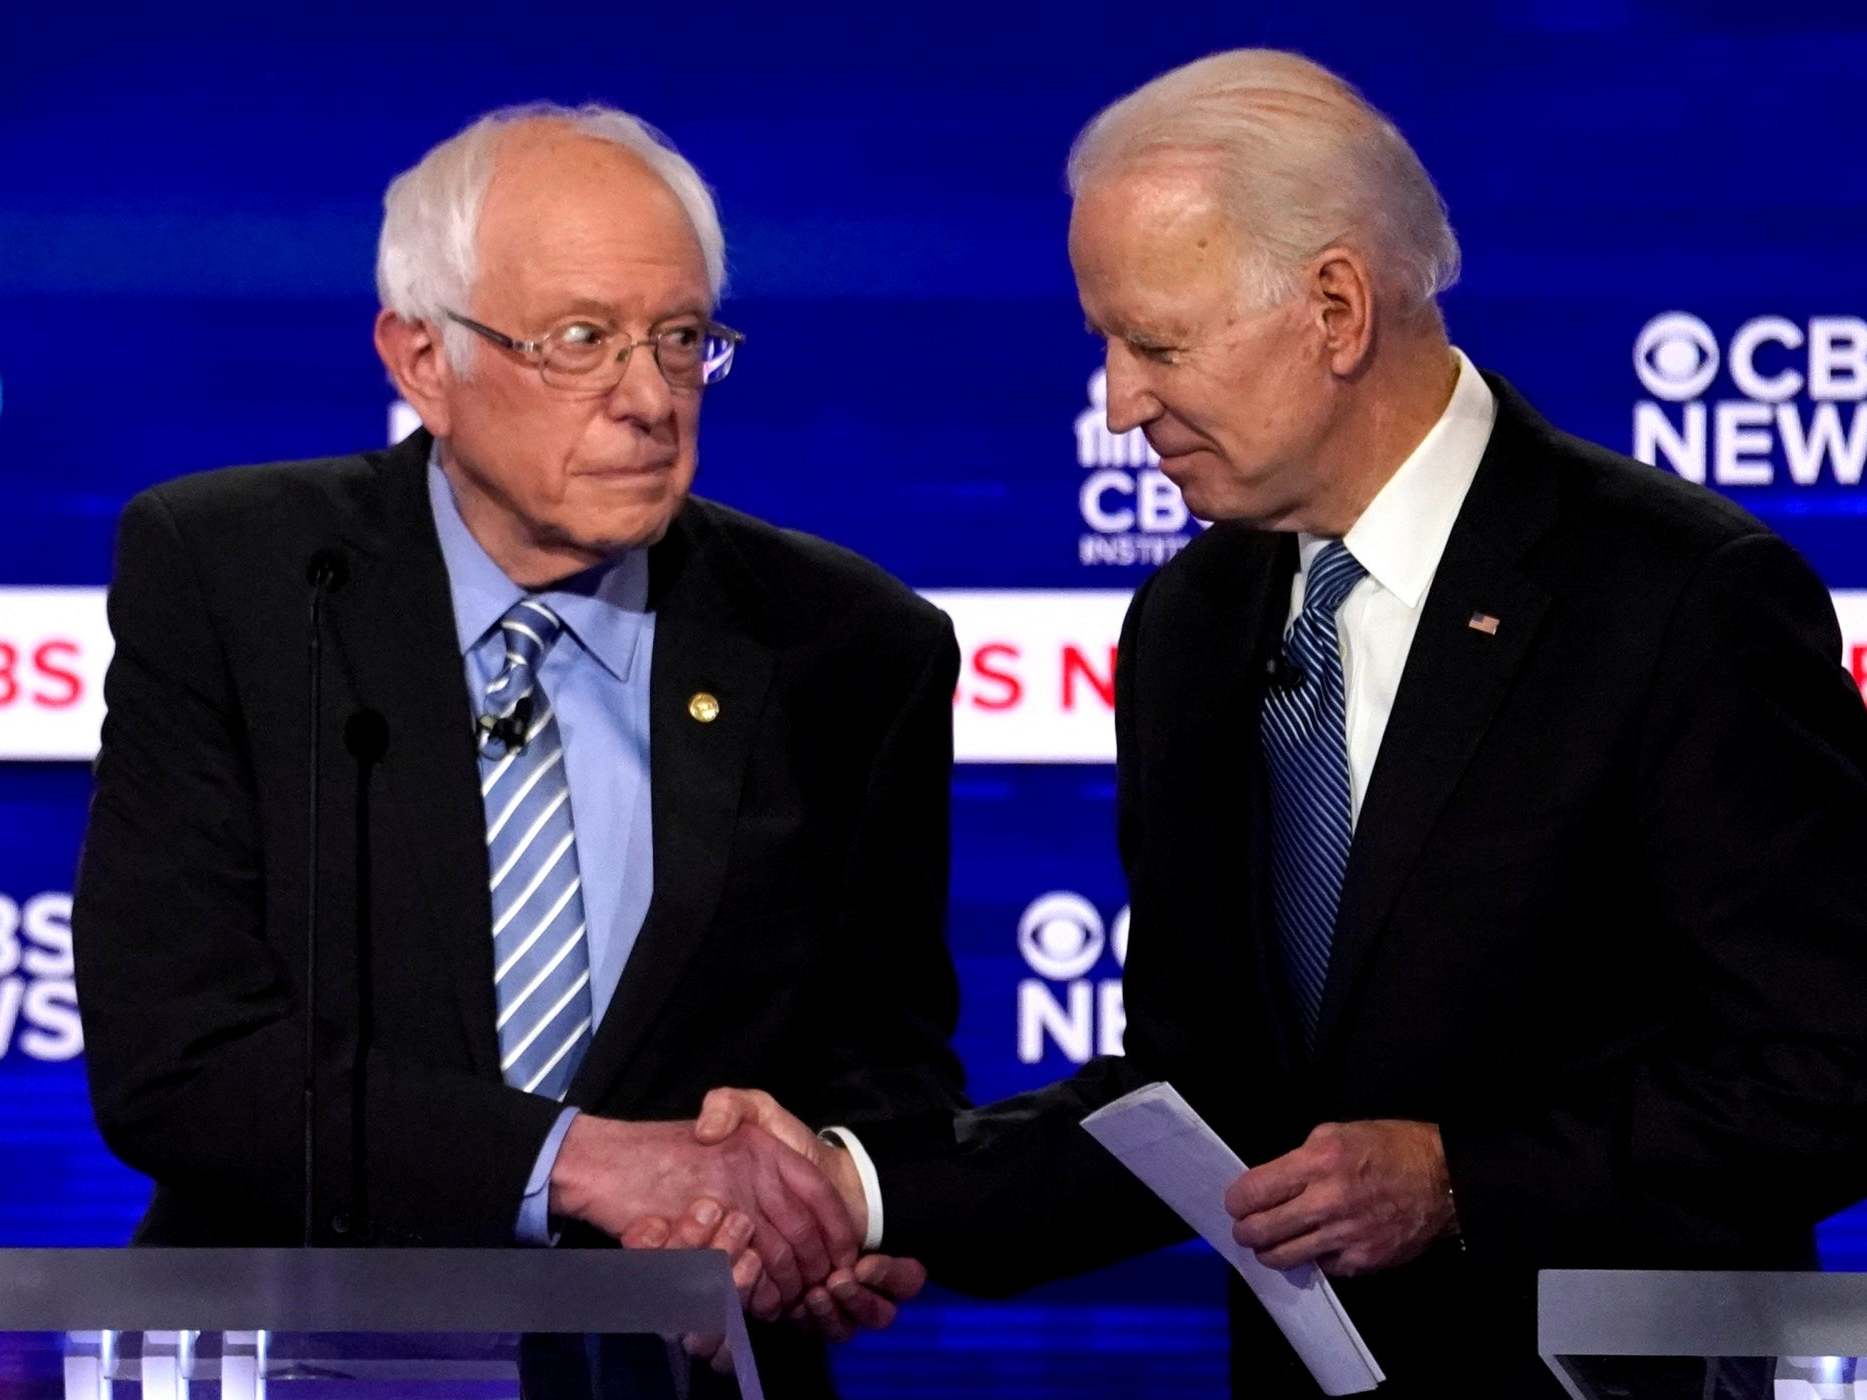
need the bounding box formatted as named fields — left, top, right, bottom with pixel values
left=1288, top=349, right=1497, bottom=827
left=865, top=355, right=1495, bottom=1251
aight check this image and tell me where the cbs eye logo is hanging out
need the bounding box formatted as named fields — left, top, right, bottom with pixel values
left=1017, top=891, right=1128, bottom=980
left=1634, top=313, right=1720, bottom=402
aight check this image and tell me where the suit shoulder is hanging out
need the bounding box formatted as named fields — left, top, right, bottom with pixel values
left=130, top=446, right=393, bottom=542
left=1475, top=376, right=1777, bottom=577
left=1541, top=425, right=1772, bottom=560
left=685, top=496, right=950, bottom=645
left=1516, top=417, right=1847, bottom=648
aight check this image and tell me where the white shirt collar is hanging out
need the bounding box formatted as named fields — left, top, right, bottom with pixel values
left=1299, top=347, right=1497, bottom=609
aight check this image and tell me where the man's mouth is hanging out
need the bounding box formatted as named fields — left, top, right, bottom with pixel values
left=577, top=459, right=674, bottom=479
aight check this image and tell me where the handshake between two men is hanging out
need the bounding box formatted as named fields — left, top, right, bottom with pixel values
left=545, top=1089, right=926, bottom=1371
left=547, top=1086, right=1465, bottom=1374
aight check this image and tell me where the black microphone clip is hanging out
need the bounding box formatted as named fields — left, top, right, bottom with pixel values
left=477, top=695, right=535, bottom=756
left=306, top=548, right=350, bottom=593
left=1265, top=654, right=1305, bottom=692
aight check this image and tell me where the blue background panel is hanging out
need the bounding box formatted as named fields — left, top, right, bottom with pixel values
left=3, top=4, right=1866, bottom=1395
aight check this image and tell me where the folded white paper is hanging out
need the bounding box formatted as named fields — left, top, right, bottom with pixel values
left=1081, top=1081, right=1383, bottom=1396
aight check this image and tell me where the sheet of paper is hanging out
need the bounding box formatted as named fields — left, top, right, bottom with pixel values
left=1082, top=1081, right=1383, bottom=1396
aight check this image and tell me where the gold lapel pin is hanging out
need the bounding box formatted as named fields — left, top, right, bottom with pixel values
left=688, top=691, right=721, bottom=724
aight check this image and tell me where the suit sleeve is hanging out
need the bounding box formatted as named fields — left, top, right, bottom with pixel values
left=865, top=576, right=1188, bottom=1293
left=74, top=490, right=561, bottom=1244
left=1441, top=531, right=1867, bottom=1264
left=803, top=613, right=968, bottom=1129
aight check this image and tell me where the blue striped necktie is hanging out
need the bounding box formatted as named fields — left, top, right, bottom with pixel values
left=477, top=599, right=593, bottom=1101
left=1259, top=541, right=1368, bottom=1047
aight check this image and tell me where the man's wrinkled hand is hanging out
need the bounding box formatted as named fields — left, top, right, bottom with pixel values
left=692, top=1088, right=925, bottom=1343
left=1223, top=1119, right=1455, bottom=1277
left=550, top=1116, right=860, bottom=1306
left=622, top=1196, right=781, bottom=1377
left=691, top=1087, right=868, bottom=1241
left=790, top=1252, right=927, bottom=1343
left=620, top=1195, right=782, bottom=1324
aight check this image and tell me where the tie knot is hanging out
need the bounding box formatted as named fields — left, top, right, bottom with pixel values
left=479, top=599, right=565, bottom=758
left=497, top=598, right=565, bottom=673
left=1303, top=542, right=1366, bottom=618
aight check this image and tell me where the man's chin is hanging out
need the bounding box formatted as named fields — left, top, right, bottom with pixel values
left=1170, top=477, right=1264, bottom=528
left=1158, top=457, right=1219, bottom=518
left=565, top=476, right=690, bottom=547
left=577, top=508, right=680, bottom=557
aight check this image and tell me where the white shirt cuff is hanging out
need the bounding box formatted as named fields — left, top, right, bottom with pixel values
left=818, top=1126, right=884, bottom=1251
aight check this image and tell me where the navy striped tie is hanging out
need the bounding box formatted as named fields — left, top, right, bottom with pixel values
left=477, top=599, right=593, bottom=1101
left=1260, top=542, right=1368, bottom=1047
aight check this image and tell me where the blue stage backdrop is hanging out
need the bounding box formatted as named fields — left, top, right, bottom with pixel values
left=3, top=4, right=1866, bottom=1395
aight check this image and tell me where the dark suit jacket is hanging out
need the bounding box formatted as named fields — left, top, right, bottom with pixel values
left=72, top=429, right=967, bottom=1396
left=868, top=376, right=1867, bottom=1397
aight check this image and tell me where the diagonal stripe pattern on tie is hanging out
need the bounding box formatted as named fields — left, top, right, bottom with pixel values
left=478, top=598, right=593, bottom=1101
left=1259, top=541, right=1368, bottom=1048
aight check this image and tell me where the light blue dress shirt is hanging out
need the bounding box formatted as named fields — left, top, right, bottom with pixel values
left=426, top=455, right=655, bottom=1241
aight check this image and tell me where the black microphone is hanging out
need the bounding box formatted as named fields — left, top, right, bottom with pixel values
left=1265, top=653, right=1305, bottom=691
left=477, top=694, right=535, bottom=755
left=302, top=548, right=348, bottom=1247
left=344, top=708, right=390, bottom=765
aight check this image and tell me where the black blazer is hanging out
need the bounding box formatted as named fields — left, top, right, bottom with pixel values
left=870, top=376, right=1867, bottom=1397
left=73, top=430, right=967, bottom=1394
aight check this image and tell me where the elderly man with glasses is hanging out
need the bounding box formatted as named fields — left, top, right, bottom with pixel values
left=72, top=103, right=962, bottom=1397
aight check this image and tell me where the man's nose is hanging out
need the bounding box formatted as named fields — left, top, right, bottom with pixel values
left=602, top=340, right=676, bottom=425
left=1103, top=349, right=1161, bottom=435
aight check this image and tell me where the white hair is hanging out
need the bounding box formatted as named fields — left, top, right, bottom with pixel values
left=375, top=101, right=727, bottom=374
left=1067, top=50, right=1459, bottom=315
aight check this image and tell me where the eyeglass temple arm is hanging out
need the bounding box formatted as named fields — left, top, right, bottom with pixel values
left=443, top=311, right=538, bottom=355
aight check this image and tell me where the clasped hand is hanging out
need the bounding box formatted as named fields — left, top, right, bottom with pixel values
left=550, top=1094, right=923, bottom=1373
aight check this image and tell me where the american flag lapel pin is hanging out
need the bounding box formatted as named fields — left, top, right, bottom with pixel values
left=1467, top=611, right=1501, bottom=636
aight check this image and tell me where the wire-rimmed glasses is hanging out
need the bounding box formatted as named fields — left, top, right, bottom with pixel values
left=445, top=310, right=744, bottom=393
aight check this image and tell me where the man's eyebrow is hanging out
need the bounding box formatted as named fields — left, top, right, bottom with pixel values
left=1084, top=312, right=1177, bottom=348
left=1123, top=327, right=1178, bottom=350
left=541, top=295, right=711, bottom=324
left=546, top=296, right=621, bottom=320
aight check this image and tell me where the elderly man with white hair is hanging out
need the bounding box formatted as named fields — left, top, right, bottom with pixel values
left=72, top=102, right=962, bottom=1397
left=697, top=50, right=1867, bottom=1396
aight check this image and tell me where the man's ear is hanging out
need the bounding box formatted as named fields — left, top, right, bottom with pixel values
left=1307, top=248, right=1376, bottom=379
left=374, top=309, right=453, bottom=438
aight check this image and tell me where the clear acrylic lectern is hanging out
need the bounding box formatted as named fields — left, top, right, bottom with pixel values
left=0, top=1247, right=762, bottom=1400
left=1541, top=1269, right=1867, bottom=1399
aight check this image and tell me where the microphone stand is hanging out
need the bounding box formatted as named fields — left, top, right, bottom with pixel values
left=344, top=709, right=389, bottom=1246
left=303, top=551, right=348, bottom=1246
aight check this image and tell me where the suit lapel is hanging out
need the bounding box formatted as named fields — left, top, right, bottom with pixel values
left=1313, top=382, right=1559, bottom=1056
left=324, top=433, right=503, bottom=1078
left=1180, top=528, right=1311, bottom=1079
left=324, top=462, right=776, bottom=1101
left=568, top=506, right=775, bottom=1103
